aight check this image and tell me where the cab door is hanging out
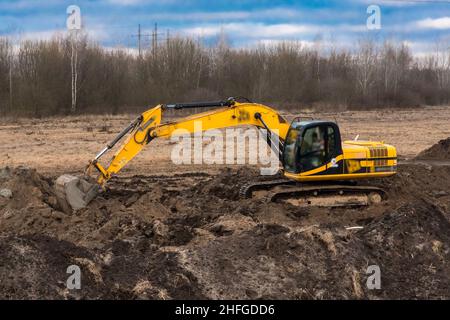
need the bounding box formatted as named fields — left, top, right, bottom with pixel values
left=297, top=123, right=343, bottom=174
left=323, top=124, right=343, bottom=174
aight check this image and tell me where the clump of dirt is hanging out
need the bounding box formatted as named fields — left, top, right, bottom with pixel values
left=0, top=163, right=449, bottom=299
left=0, top=166, right=58, bottom=210
left=416, top=137, right=450, bottom=160
left=0, top=234, right=114, bottom=299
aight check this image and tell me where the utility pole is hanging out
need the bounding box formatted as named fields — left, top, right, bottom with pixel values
left=152, top=23, right=158, bottom=56
left=138, top=24, right=141, bottom=57
left=132, top=24, right=151, bottom=58
left=151, top=25, right=154, bottom=55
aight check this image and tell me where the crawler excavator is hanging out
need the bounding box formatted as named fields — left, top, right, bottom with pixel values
left=55, top=97, right=397, bottom=212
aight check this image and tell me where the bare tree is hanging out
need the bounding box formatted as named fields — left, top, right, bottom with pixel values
left=0, top=32, right=449, bottom=117
left=70, top=31, right=80, bottom=113
left=0, top=38, right=10, bottom=113
left=355, top=40, right=378, bottom=103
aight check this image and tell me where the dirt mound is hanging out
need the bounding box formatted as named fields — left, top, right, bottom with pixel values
left=173, top=200, right=450, bottom=299
left=0, top=235, right=206, bottom=300
left=416, top=137, right=450, bottom=160
left=356, top=200, right=450, bottom=298
left=0, top=164, right=450, bottom=299
left=0, top=235, right=108, bottom=299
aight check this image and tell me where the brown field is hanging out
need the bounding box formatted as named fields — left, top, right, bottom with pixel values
left=0, top=106, right=450, bottom=299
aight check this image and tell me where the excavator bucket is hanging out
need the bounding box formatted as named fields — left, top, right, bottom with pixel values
left=52, top=112, right=151, bottom=214
left=55, top=174, right=99, bottom=213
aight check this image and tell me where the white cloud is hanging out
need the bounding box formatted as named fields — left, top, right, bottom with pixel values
left=401, top=40, right=445, bottom=58
left=0, top=0, right=60, bottom=10
left=107, top=7, right=304, bottom=23
left=416, top=17, right=450, bottom=29
left=123, top=7, right=359, bottom=24
left=180, top=22, right=366, bottom=39
left=18, top=30, right=65, bottom=41
left=182, top=23, right=315, bottom=38
left=248, top=39, right=316, bottom=48
left=14, top=28, right=109, bottom=42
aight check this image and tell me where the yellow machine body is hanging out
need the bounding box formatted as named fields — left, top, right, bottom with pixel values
left=284, top=140, right=397, bottom=182
left=281, top=118, right=396, bottom=182
left=88, top=99, right=396, bottom=187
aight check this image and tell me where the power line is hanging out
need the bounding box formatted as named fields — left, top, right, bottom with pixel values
left=129, top=23, right=171, bottom=56
left=131, top=24, right=151, bottom=57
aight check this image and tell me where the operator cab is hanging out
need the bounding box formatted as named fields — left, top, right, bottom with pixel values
left=283, top=120, right=343, bottom=174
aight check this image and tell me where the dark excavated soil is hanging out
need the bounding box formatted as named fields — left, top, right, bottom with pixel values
left=0, top=161, right=449, bottom=299
left=416, top=137, right=450, bottom=160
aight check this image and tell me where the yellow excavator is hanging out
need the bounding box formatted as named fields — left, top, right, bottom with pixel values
left=55, top=97, right=397, bottom=211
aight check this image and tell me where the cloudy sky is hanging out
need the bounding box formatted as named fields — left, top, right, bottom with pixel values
left=0, top=0, right=449, bottom=54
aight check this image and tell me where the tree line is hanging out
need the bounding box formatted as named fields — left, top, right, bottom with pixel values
left=0, top=34, right=449, bottom=117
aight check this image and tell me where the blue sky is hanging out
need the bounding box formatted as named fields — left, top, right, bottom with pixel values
left=1, top=0, right=450, bottom=54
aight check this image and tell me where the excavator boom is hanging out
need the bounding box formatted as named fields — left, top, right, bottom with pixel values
left=93, top=98, right=289, bottom=185
left=56, top=98, right=290, bottom=211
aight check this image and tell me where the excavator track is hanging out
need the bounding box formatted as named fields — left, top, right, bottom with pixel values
left=267, top=185, right=386, bottom=207
left=239, top=179, right=386, bottom=207
left=239, top=179, right=297, bottom=198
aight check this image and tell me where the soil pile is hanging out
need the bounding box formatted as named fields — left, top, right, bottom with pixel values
left=0, top=164, right=449, bottom=299
left=177, top=200, right=450, bottom=299
left=416, top=137, right=450, bottom=160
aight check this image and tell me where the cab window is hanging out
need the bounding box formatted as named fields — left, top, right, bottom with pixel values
left=283, top=125, right=301, bottom=172
left=298, top=126, right=326, bottom=171
left=327, top=126, right=337, bottom=160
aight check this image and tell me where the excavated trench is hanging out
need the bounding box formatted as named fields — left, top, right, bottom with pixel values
left=0, top=139, right=450, bottom=299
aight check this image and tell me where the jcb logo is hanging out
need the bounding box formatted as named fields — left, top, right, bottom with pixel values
left=237, top=110, right=250, bottom=122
